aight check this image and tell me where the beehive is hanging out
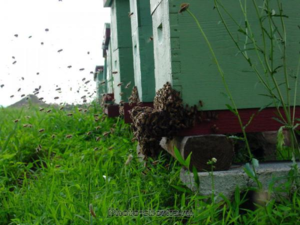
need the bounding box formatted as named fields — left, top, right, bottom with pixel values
left=129, top=0, right=155, bottom=102
left=150, top=0, right=300, bottom=110
left=94, top=66, right=106, bottom=98
left=102, top=23, right=113, bottom=94
left=104, top=0, right=135, bottom=104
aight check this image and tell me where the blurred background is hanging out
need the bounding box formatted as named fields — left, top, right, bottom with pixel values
left=0, top=0, right=110, bottom=107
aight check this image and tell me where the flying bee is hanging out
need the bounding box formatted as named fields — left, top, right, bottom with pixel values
left=59, top=106, right=64, bottom=110
left=47, top=109, right=52, bottom=113
left=100, top=81, right=105, bottom=85
left=84, top=109, right=88, bottom=113
left=112, top=71, right=118, bottom=74
left=82, top=78, right=86, bottom=81
left=67, top=113, right=73, bottom=116
left=57, top=49, right=63, bottom=53
left=10, top=95, right=14, bottom=98
left=21, top=77, right=24, bottom=80
left=34, top=92, right=39, bottom=95
left=85, top=80, right=90, bottom=84
left=21, top=94, right=25, bottom=97
left=147, top=36, right=153, bottom=43
left=38, top=97, right=44, bottom=101
left=83, top=99, right=87, bottom=103
left=94, top=147, right=99, bottom=151
left=110, top=128, right=115, bottom=133
left=23, top=124, right=28, bottom=128
left=36, top=72, right=39, bottom=75
left=14, top=119, right=20, bottom=123
left=117, top=82, right=123, bottom=87
left=51, top=134, right=56, bottom=139
left=103, top=132, right=110, bottom=137
left=54, top=97, right=59, bottom=100
left=0, top=84, right=4, bottom=88
left=125, top=81, right=131, bottom=89
left=66, top=134, right=73, bottom=139
left=39, top=129, right=45, bottom=133
left=56, top=88, right=61, bottom=91
left=199, top=100, right=203, bottom=107
left=79, top=68, right=85, bottom=71
left=68, top=65, right=72, bottom=68
left=12, top=61, right=17, bottom=64
left=36, top=145, right=42, bottom=153
left=95, top=126, right=101, bottom=130
left=81, top=95, right=86, bottom=99
left=78, top=108, right=83, bottom=112
left=128, top=12, right=134, bottom=17
left=17, top=88, right=21, bottom=92
left=86, top=131, right=92, bottom=136
left=125, top=154, right=133, bottom=165
left=39, top=108, right=44, bottom=111
left=119, top=92, right=123, bottom=96
left=95, top=137, right=101, bottom=142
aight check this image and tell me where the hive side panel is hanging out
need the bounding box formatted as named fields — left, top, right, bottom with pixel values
left=106, top=43, right=113, bottom=93
left=152, top=0, right=172, bottom=92
left=130, top=0, right=156, bottom=102
left=169, top=0, right=300, bottom=110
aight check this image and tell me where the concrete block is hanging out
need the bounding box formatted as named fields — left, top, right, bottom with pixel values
left=180, top=162, right=300, bottom=201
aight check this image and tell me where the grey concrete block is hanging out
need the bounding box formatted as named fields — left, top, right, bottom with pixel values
left=180, top=162, right=300, bottom=201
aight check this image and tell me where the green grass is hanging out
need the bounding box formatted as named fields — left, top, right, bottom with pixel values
left=0, top=103, right=300, bottom=224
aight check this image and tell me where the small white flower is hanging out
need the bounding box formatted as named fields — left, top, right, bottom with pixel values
left=212, top=158, right=217, bottom=163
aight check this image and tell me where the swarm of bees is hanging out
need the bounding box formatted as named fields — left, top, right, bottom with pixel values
left=128, top=86, right=140, bottom=106
left=130, top=82, right=198, bottom=157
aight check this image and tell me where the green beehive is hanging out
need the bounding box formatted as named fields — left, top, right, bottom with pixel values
left=129, top=0, right=155, bottom=102
left=104, top=0, right=135, bottom=104
left=102, top=23, right=113, bottom=94
left=94, top=66, right=106, bottom=98
left=150, top=0, right=300, bottom=110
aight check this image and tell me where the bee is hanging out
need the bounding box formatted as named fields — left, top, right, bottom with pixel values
left=51, top=134, right=56, bottom=139
left=28, top=124, right=33, bottom=128
left=21, top=94, right=25, bottom=97
left=25, top=116, right=31, bottom=119
left=12, top=61, right=17, bottom=64
left=110, top=128, right=115, bottom=133
left=82, top=78, right=86, bottom=81
left=41, top=42, right=44, bottom=45
left=39, top=108, right=44, bottom=111
left=14, top=119, right=20, bottom=123
left=85, top=80, right=90, bottom=84
left=147, top=36, right=153, bottom=42
left=45, top=28, right=49, bottom=32
left=39, top=129, right=45, bottom=133
left=88, top=204, right=97, bottom=218
left=34, top=92, right=39, bottom=95
left=14, top=34, right=18, bottom=37
left=36, top=72, right=39, bottom=75
left=23, top=124, right=28, bottom=128
left=10, top=95, right=14, bottom=98
left=125, top=82, right=131, bottom=89
left=199, top=100, right=203, bottom=107
left=17, top=88, right=21, bottom=92
left=46, top=109, right=52, bottom=113
left=119, top=92, right=124, bottom=96
left=66, top=134, right=73, bottom=139
left=103, top=132, right=110, bottom=137
left=21, top=77, right=24, bottom=80
left=78, top=108, right=83, bottom=112
left=179, top=3, right=190, bottom=13
left=56, top=88, right=61, bottom=91
left=68, top=65, right=72, bottom=68
left=0, top=84, right=4, bottom=88
left=83, top=99, right=87, bottom=103
left=117, top=82, right=123, bottom=87
left=79, top=68, right=85, bottom=71
left=95, top=137, right=101, bottom=142
left=108, top=146, right=113, bottom=150
left=112, top=71, right=118, bottom=74
left=59, top=106, right=64, bottom=110
left=36, top=145, right=42, bottom=153
left=84, top=109, right=88, bottom=113
left=81, top=95, right=86, bottom=99
left=125, top=154, right=133, bottom=165
left=54, top=97, right=59, bottom=100
left=67, top=113, right=73, bottom=117
left=94, top=147, right=99, bottom=151
left=95, top=126, right=101, bottom=130
left=57, top=49, right=63, bottom=53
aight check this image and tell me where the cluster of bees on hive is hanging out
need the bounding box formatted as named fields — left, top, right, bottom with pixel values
left=130, top=82, right=198, bottom=157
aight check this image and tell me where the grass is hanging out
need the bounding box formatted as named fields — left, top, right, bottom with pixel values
left=0, top=103, right=300, bottom=224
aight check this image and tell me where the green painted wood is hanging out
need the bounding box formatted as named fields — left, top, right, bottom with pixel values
left=96, top=66, right=106, bottom=98
left=151, top=0, right=300, bottom=110
left=106, top=0, right=135, bottom=104
left=112, top=47, right=135, bottom=103
left=130, top=0, right=155, bottom=102
left=106, top=42, right=114, bottom=93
